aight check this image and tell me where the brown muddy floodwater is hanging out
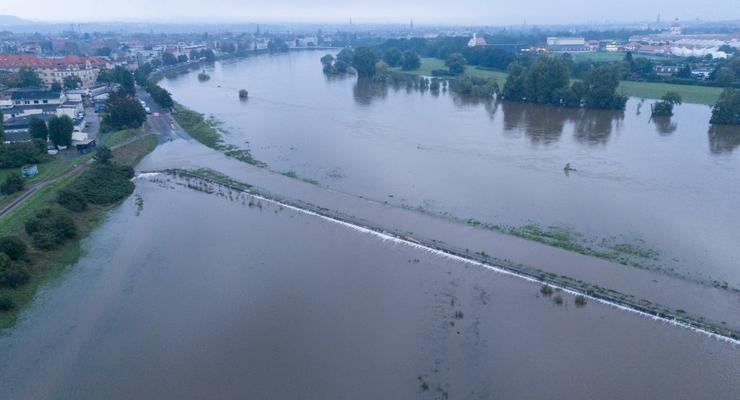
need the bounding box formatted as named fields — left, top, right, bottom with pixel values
left=0, top=174, right=738, bottom=399
left=160, top=50, right=740, bottom=289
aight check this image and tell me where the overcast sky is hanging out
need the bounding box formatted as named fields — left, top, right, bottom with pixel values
left=3, top=0, right=739, bottom=25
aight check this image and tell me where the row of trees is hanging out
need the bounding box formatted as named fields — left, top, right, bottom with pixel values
left=27, top=115, right=74, bottom=146
left=502, top=57, right=627, bottom=110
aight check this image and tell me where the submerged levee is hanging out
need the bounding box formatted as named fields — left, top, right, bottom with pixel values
left=139, top=169, right=740, bottom=343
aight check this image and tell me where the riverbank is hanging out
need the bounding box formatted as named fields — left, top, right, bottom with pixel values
left=395, top=57, right=723, bottom=105
left=0, top=133, right=157, bottom=329
left=171, top=103, right=265, bottom=167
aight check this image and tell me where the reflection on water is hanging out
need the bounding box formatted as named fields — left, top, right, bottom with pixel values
left=708, top=125, right=740, bottom=154
left=160, top=50, right=740, bottom=287
left=652, top=116, right=678, bottom=135
left=352, top=79, right=388, bottom=105
left=501, top=101, right=624, bottom=146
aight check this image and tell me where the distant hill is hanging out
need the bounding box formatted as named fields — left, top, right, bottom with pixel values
left=0, top=15, right=32, bottom=26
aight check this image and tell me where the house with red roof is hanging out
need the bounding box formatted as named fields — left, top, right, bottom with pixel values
left=0, top=54, right=110, bottom=89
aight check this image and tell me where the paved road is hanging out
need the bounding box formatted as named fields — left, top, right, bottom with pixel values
left=137, top=89, right=191, bottom=141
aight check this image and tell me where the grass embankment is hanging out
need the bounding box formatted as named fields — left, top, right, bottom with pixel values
left=0, top=134, right=157, bottom=329
left=402, top=58, right=722, bottom=105
left=465, top=219, right=660, bottom=270
left=172, top=103, right=266, bottom=167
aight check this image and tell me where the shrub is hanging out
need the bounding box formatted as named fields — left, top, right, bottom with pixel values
left=553, top=294, right=564, bottom=305
left=1, top=266, right=30, bottom=288
left=25, top=208, right=77, bottom=250
left=0, top=295, right=15, bottom=311
left=0, top=252, right=9, bottom=271
left=239, top=89, right=249, bottom=99
left=0, top=142, right=44, bottom=168
left=57, top=189, right=88, bottom=212
left=575, top=295, right=587, bottom=307
left=0, top=172, right=24, bottom=195
left=67, top=163, right=134, bottom=205
left=540, top=284, right=554, bottom=296
left=0, top=236, right=27, bottom=260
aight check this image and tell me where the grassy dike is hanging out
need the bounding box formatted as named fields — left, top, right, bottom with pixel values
left=172, top=103, right=266, bottom=167
left=0, top=134, right=158, bottom=329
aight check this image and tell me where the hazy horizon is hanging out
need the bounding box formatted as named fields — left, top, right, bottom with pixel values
left=2, top=0, right=739, bottom=26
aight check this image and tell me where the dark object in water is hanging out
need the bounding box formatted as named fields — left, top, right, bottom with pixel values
left=564, top=163, right=577, bottom=172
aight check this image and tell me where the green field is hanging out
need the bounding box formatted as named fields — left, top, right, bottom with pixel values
left=397, top=57, right=722, bottom=105
left=616, top=81, right=722, bottom=105
left=390, top=58, right=508, bottom=85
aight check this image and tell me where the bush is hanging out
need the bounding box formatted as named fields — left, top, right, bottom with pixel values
left=540, top=284, right=553, bottom=296
left=0, top=172, right=24, bottom=195
left=1, top=266, right=30, bottom=288
left=67, top=163, right=134, bottom=205
left=0, top=142, right=44, bottom=168
left=25, top=208, right=77, bottom=250
left=575, top=295, right=587, bottom=307
left=553, top=294, right=564, bottom=305
left=0, top=252, right=9, bottom=271
left=0, top=295, right=15, bottom=311
left=0, top=236, right=27, bottom=260
left=239, top=89, right=249, bottom=99
left=57, top=189, right=88, bottom=212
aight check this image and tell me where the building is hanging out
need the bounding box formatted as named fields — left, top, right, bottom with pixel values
left=547, top=37, right=589, bottom=52
left=467, top=34, right=488, bottom=48
left=0, top=54, right=109, bottom=88
left=670, top=19, right=682, bottom=35
left=653, top=64, right=681, bottom=76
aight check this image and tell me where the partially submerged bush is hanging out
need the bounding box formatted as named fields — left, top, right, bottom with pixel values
left=575, top=295, right=587, bottom=307
left=540, top=284, right=553, bottom=296
left=239, top=89, right=248, bottom=99
left=553, top=294, right=564, bottom=305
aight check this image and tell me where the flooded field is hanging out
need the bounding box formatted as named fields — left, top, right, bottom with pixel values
left=1, top=174, right=738, bottom=399
left=160, top=51, right=740, bottom=288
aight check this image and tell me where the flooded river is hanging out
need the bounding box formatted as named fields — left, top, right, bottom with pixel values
left=160, top=51, right=740, bottom=288
left=2, top=50, right=740, bottom=398
left=1, top=174, right=738, bottom=399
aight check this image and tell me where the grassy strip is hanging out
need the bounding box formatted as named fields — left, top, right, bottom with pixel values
left=399, top=58, right=722, bottom=105
left=465, top=219, right=660, bottom=269
left=188, top=168, right=252, bottom=191
left=172, top=103, right=266, bottom=167
left=0, top=135, right=157, bottom=330
left=616, top=80, right=722, bottom=105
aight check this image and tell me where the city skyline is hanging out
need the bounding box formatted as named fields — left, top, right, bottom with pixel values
left=2, top=0, right=739, bottom=26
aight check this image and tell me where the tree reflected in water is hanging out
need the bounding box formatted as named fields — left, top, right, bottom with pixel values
left=652, top=116, right=678, bottom=135
left=708, top=125, right=740, bottom=154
